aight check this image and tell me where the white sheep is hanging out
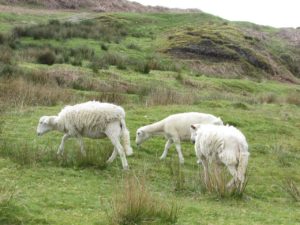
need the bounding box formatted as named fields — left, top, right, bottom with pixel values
left=136, top=112, right=223, bottom=164
left=36, top=101, right=133, bottom=169
left=190, top=124, right=249, bottom=190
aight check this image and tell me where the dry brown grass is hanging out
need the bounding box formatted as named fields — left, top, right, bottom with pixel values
left=285, top=92, right=300, bottom=106
left=0, top=78, right=72, bottom=110
left=259, top=92, right=278, bottom=104
left=146, top=87, right=199, bottom=106
left=109, top=174, right=179, bottom=225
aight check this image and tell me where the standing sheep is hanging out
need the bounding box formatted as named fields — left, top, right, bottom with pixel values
left=36, top=101, right=133, bottom=169
left=190, top=124, right=249, bottom=190
left=136, top=112, right=223, bottom=164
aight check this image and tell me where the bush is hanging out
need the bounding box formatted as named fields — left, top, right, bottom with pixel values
left=101, top=43, right=109, bottom=51
left=133, top=60, right=150, bottom=74
left=37, top=50, right=56, bottom=65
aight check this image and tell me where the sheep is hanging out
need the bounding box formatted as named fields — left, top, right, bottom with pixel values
left=136, top=112, right=223, bottom=164
left=36, top=101, right=133, bottom=170
left=190, top=124, right=249, bottom=190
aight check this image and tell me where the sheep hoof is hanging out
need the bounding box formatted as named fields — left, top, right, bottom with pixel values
left=106, top=159, right=113, bottom=164
left=179, top=159, right=185, bottom=164
left=123, top=166, right=129, bottom=170
left=57, top=151, right=63, bottom=156
left=159, top=156, right=166, bottom=160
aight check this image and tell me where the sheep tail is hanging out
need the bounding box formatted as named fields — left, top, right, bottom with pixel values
left=237, top=142, right=249, bottom=190
left=120, top=118, right=133, bottom=156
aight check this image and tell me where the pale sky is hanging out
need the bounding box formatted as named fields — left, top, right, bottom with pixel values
left=128, top=0, right=300, bottom=28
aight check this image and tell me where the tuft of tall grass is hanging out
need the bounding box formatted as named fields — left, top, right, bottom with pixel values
left=109, top=174, right=179, bottom=225
left=284, top=178, right=300, bottom=202
left=272, top=144, right=293, bottom=167
left=199, top=163, right=248, bottom=198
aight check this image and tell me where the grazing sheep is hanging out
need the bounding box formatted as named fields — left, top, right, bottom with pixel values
left=190, top=124, right=249, bottom=189
left=136, top=112, right=223, bottom=164
left=37, top=101, right=133, bottom=169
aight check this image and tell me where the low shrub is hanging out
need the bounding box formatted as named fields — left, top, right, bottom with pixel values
left=37, top=49, right=56, bottom=65
left=101, top=43, right=109, bottom=51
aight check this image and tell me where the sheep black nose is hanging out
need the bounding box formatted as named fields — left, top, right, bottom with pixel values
left=192, top=140, right=195, bottom=144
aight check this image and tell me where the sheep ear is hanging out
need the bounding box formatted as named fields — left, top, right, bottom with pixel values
left=191, top=124, right=196, bottom=130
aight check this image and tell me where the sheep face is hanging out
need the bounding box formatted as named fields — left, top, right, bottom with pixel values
left=190, top=124, right=202, bottom=144
left=37, top=116, right=55, bottom=136
left=135, top=129, right=149, bottom=146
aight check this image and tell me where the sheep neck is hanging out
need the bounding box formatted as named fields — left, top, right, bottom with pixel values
left=52, top=116, right=64, bottom=133
left=145, top=120, right=164, bottom=136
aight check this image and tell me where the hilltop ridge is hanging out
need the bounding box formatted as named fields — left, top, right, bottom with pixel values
left=0, top=0, right=201, bottom=12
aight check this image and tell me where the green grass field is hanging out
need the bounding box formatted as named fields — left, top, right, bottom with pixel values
left=0, top=5, right=300, bottom=225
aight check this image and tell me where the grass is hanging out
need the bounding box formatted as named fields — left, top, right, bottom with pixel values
left=0, top=101, right=299, bottom=224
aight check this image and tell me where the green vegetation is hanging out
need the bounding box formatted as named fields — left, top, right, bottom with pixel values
left=0, top=5, right=299, bottom=225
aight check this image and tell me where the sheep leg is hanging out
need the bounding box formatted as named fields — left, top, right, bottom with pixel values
left=110, top=138, right=128, bottom=170
left=57, top=134, right=70, bottom=155
left=107, top=147, right=118, bottom=163
left=160, top=139, right=173, bottom=160
left=200, top=156, right=210, bottom=188
left=226, top=165, right=238, bottom=189
left=106, top=123, right=128, bottom=170
left=214, top=162, right=223, bottom=187
left=77, top=136, right=86, bottom=157
left=174, top=140, right=184, bottom=164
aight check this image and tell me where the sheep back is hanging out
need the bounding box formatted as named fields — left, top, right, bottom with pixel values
left=57, top=101, right=125, bottom=135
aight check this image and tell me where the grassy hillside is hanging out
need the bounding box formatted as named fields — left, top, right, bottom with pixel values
left=0, top=5, right=300, bottom=225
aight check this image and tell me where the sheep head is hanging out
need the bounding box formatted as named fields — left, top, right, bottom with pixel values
left=37, top=116, right=57, bottom=136
left=135, top=129, right=150, bottom=146
left=190, top=124, right=202, bottom=144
